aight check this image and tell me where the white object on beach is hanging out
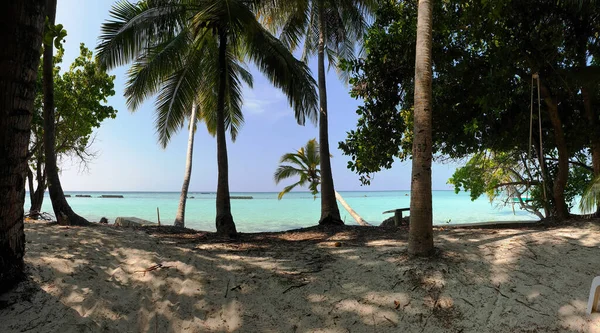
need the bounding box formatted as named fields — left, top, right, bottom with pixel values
left=588, top=276, right=600, bottom=314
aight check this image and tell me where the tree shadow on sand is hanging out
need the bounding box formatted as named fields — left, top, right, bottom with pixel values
left=1, top=220, right=599, bottom=332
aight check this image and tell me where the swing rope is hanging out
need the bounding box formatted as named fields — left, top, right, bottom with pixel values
left=529, top=73, right=548, bottom=203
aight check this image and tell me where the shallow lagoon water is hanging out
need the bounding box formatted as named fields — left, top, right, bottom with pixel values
left=24, top=191, right=542, bottom=232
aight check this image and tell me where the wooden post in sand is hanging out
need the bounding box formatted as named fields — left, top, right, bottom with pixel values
left=157, top=207, right=161, bottom=226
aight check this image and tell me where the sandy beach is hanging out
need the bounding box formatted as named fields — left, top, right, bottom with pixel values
left=1, top=220, right=599, bottom=332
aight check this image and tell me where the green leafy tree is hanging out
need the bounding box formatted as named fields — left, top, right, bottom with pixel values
left=28, top=44, right=117, bottom=217
left=259, top=0, right=376, bottom=226
left=43, top=0, right=92, bottom=225
left=341, top=0, right=600, bottom=220
left=97, top=0, right=318, bottom=236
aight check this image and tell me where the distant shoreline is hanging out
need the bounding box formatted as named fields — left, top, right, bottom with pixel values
left=25, top=189, right=457, bottom=194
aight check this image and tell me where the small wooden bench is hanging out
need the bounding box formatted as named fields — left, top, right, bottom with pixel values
left=588, top=276, right=600, bottom=314
left=382, top=208, right=410, bottom=226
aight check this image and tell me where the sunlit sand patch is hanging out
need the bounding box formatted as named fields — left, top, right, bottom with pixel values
left=559, top=299, right=600, bottom=332
left=364, top=239, right=404, bottom=247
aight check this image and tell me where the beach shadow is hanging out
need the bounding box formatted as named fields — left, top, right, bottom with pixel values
left=2, top=220, right=599, bottom=332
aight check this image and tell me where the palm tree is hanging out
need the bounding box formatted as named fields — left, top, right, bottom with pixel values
left=97, top=0, right=318, bottom=236
left=409, top=0, right=434, bottom=256
left=43, top=0, right=89, bottom=226
left=275, top=139, right=370, bottom=226
left=259, top=0, right=376, bottom=226
left=174, top=103, right=197, bottom=227
left=0, top=0, right=47, bottom=291
left=580, top=175, right=600, bottom=215
left=275, top=139, right=321, bottom=199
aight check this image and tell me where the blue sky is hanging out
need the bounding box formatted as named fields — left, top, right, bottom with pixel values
left=55, top=0, right=459, bottom=192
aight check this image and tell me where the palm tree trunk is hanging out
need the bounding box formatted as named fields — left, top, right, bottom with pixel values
left=539, top=82, right=569, bottom=220
left=335, top=191, right=371, bottom=226
left=317, top=2, right=342, bottom=226
left=408, top=0, right=434, bottom=256
left=174, top=103, right=197, bottom=228
left=0, top=0, right=46, bottom=292
left=215, top=29, right=237, bottom=237
left=43, top=0, right=88, bottom=226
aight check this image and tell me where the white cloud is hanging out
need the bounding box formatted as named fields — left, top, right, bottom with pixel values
left=242, top=84, right=286, bottom=115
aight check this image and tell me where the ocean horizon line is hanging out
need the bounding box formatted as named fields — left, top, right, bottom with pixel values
left=27, top=189, right=457, bottom=194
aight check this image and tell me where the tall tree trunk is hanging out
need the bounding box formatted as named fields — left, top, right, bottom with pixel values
left=582, top=86, right=600, bottom=216
left=174, top=103, right=197, bottom=228
left=0, top=0, right=46, bottom=293
left=335, top=191, right=371, bottom=226
left=43, top=0, right=87, bottom=226
left=27, top=166, right=35, bottom=203
left=317, top=2, right=342, bottom=226
left=29, top=164, right=45, bottom=215
left=408, top=0, right=434, bottom=256
left=215, top=29, right=237, bottom=237
left=539, top=82, right=569, bottom=220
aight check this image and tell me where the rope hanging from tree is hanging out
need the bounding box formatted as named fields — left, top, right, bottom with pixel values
left=529, top=73, right=548, bottom=203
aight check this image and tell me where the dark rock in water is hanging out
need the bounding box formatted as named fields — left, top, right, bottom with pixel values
left=100, top=195, right=124, bottom=198
left=189, top=196, right=195, bottom=199
left=231, top=196, right=253, bottom=199
left=380, top=216, right=409, bottom=227
left=114, top=217, right=157, bottom=227
left=99, top=217, right=108, bottom=224
left=75, top=194, right=91, bottom=198
left=64, top=195, right=71, bottom=198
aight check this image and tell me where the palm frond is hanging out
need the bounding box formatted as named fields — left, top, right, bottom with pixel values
left=124, top=29, right=193, bottom=111
left=279, top=152, right=308, bottom=169
left=238, top=8, right=319, bottom=125
left=580, top=175, right=600, bottom=214
left=277, top=181, right=302, bottom=200
left=274, top=165, right=305, bottom=183
left=97, top=0, right=187, bottom=69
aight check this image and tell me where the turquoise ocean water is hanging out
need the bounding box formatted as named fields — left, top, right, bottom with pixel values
left=24, top=191, right=540, bottom=232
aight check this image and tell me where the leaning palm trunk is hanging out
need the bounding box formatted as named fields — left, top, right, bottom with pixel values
left=215, top=30, right=237, bottom=237
left=0, top=0, right=46, bottom=292
left=335, top=191, right=371, bottom=226
left=43, top=0, right=88, bottom=226
left=174, top=103, right=197, bottom=227
left=408, top=0, right=434, bottom=256
left=317, top=5, right=343, bottom=226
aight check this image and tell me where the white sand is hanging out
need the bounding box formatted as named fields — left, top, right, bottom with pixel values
left=1, top=221, right=599, bottom=332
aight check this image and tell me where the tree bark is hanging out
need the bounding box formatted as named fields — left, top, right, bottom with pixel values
left=27, top=166, right=35, bottom=203
left=317, top=2, right=343, bottom=226
left=42, top=0, right=88, bottom=226
left=174, top=103, right=197, bottom=228
left=0, top=0, right=46, bottom=293
left=409, top=0, right=434, bottom=256
left=215, top=29, right=237, bottom=237
left=29, top=163, right=46, bottom=215
left=335, top=191, right=371, bottom=226
left=539, top=82, right=569, bottom=220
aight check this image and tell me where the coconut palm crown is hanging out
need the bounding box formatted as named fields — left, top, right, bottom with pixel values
left=274, top=138, right=320, bottom=199
left=97, top=0, right=319, bottom=235
left=258, top=0, right=376, bottom=225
